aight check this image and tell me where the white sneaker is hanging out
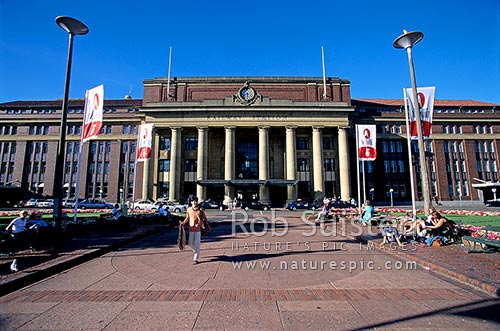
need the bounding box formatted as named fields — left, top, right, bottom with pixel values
left=10, top=259, right=18, bottom=272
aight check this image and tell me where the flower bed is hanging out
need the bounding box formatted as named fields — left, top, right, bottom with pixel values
left=462, top=225, right=500, bottom=240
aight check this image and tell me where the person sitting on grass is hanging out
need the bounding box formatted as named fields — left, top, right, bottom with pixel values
left=422, top=210, right=451, bottom=237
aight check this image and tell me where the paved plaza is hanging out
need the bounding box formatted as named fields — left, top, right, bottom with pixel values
left=0, top=210, right=499, bottom=330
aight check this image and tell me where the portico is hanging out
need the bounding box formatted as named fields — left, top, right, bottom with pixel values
left=141, top=76, right=354, bottom=206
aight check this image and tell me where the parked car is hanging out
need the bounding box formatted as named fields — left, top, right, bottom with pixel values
left=25, top=199, right=39, bottom=207
left=199, top=200, right=228, bottom=210
left=76, top=199, right=113, bottom=209
left=63, top=199, right=77, bottom=208
left=485, top=198, right=500, bottom=207
left=163, top=201, right=188, bottom=213
left=133, top=200, right=157, bottom=211
left=241, top=200, right=271, bottom=211
left=328, top=200, right=356, bottom=209
left=286, top=200, right=320, bottom=211
left=36, top=199, right=54, bottom=208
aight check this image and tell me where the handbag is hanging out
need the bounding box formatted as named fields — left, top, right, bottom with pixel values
left=177, top=224, right=185, bottom=250
left=201, top=218, right=209, bottom=235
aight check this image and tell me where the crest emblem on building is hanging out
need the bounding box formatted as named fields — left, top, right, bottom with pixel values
left=234, top=82, right=261, bottom=105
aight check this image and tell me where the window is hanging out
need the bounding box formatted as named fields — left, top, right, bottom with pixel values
left=324, top=158, right=334, bottom=171
left=391, top=160, right=397, bottom=173
left=160, top=137, right=171, bottom=150
left=184, top=159, right=197, bottom=172
left=323, top=137, right=334, bottom=150
left=123, top=125, right=137, bottom=134
left=398, top=160, right=405, bottom=173
left=382, top=141, right=388, bottom=153
left=396, top=142, right=403, bottom=153
left=159, top=160, right=170, bottom=172
left=384, top=161, right=390, bottom=172
left=297, top=158, right=310, bottom=172
left=296, top=137, right=309, bottom=150
left=185, top=137, right=198, bottom=150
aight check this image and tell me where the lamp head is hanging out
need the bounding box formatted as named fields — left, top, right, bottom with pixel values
left=393, top=30, right=423, bottom=49
left=56, top=16, right=89, bottom=35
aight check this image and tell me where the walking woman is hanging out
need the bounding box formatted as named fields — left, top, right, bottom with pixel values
left=179, top=197, right=210, bottom=264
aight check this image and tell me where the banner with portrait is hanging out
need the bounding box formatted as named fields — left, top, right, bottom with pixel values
left=82, top=84, right=104, bottom=143
left=357, top=124, right=377, bottom=161
left=404, top=86, right=436, bottom=139
left=137, top=124, right=153, bottom=162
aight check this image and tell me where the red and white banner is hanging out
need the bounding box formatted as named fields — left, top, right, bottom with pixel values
left=137, top=124, right=153, bottom=162
left=404, top=86, right=435, bottom=140
left=357, top=124, right=377, bottom=161
left=82, top=84, right=104, bottom=143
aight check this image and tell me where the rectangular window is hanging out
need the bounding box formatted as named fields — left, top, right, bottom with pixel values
left=322, top=137, right=334, bottom=150
left=324, top=158, right=334, bottom=171
left=160, top=137, right=171, bottom=150
left=396, top=142, right=403, bottom=153
left=159, top=160, right=170, bottom=172
left=382, top=141, right=388, bottom=153
left=296, top=137, right=309, bottom=150
left=185, top=137, right=198, bottom=150
left=398, top=160, right=405, bottom=173
left=184, top=159, right=197, bottom=172
left=297, top=158, right=310, bottom=171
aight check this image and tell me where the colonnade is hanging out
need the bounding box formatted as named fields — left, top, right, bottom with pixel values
left=151, top=126, right=351, bottom=204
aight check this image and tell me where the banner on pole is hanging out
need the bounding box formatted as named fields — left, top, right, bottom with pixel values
left=356, top=124, right=377, bottom=161
left=137, top=124, right=153, bottom=162
left=82, top=84, right=104, bottom=143
left=404, top=86, right=436, bottom=140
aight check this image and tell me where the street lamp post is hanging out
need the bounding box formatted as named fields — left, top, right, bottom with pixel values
left=52, top=16, right=88, bottom=239
left=393, top=29, right=431, bottom=213
left=492, top=188, right=497, bottom=200
left=389, top=188, right=394, bottom=207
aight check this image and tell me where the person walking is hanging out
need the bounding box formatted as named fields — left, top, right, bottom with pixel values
left=179, top=197, right=210, bottom=265
left=6, top=210, right=29, bottom=272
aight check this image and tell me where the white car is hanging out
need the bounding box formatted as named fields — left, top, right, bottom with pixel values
left=36, top=199, right=54, bottom=208
left=163, top=201, right=187, bottom=213
left=134, top=200, right=157, bottom=211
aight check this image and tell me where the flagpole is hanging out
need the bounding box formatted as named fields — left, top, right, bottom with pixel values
left=72, top=88, right=90, bottom=223
left=404, top=89, right=417, bottom=219
left=73, top=141, right=83, bottom=223
left=355, top=125, right=362, bottom=214
left=362, top=161, right=367, bottom=204
left=321, top=46, right=327, bottom=100
left=131, top=131, right=140, bottom=216
left=166, top=46, right=172, bottom=102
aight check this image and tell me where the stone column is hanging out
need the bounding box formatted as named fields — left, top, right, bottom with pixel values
left=168, top=127, right=181, bottom=202
left=224, top=126, right=235, bottom=205
left=338, top=127, right=351, bottom=202
left=196, top=127, right=208, bottom=200
left=312, top=126, right=324, bottom=200
left=285, top=126, right=297, bottom=202
left=258, top=126, right=270, bottom=204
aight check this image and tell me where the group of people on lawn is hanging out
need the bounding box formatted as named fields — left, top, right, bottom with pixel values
left=314, top=199, right=453, bottom=247
left=378, top=207, right=453, bottom=247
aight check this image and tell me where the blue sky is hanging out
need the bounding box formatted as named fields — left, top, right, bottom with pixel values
left=1, top=0, right=499, bottom=103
